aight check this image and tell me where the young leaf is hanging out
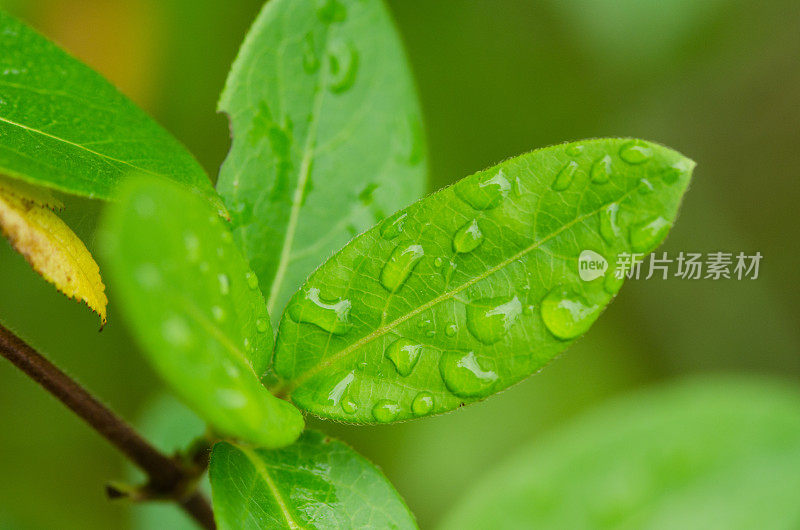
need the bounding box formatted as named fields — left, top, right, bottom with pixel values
left=210, top=430, right=417, bottom=529
left=0, top=11, right=225, bottom=214
left=0, top=181, right=107, bottom=323
left=273, top=138, right=695, bottom=423
left=217, top=0, right=427, bottom=321
left=439, top=376, right=800, bottom=529
left=100, top=176, right=303, bottom=448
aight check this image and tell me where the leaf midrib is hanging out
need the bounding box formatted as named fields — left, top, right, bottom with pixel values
left=282, top=187, right=637, bottom=395
left=237, top=445, right=302, bottom=529
left=0, top=114, right=163, bottom=178
left=265, top=23, right=332, bottom=315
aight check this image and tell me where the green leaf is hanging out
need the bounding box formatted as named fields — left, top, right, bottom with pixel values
left=439, top=376, right=800, bottom=529
left=273, top=138, right=694, bottom=423
left=216, top=0, right=427, bottom=321
left=209, top=430, right=416, bottom=529
left=100, top=176, right=303, bottom=448
left=0, top=11, right=225, bottom=214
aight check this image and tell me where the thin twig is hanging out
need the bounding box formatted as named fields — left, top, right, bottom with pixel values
left=0, top=323, right=216, bottom=530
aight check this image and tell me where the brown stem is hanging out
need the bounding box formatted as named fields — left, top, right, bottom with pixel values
left=0, top=323, right=216, bottom=530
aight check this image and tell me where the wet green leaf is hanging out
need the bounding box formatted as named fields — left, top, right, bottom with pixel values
left=0, top=11, right=224, bottom=213
left=273, top=138, right=694, bottom=423
left=209, top=430, right=416, bottom=529
left=101, top=177, right=302, bottom=447
left=439, top=376, right=800, bottom=529
left=216, top=0, right=427, bottom=322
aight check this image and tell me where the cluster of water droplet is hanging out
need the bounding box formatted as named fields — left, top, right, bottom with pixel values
left=290, top=140, right=685, bottom=421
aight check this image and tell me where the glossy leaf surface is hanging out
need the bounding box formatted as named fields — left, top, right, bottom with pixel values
left=274, top=139, right=694, bottom=423
left=439, top=376, right=800, bottom=529
left=216, top=0, right=427, bottom=321
left=101, top=177, right=302, bottom=447
left=210, top=430, right=416, bottom=529
left=0, top=11, right=224, bottom=213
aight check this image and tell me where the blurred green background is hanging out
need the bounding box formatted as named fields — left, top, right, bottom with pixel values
left=0, top=0, right=798, bottom=528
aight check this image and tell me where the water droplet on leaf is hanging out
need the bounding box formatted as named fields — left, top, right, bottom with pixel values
left=552, top=161, right=578, bottom=191
left=327, top=40, right=358, bottom=93
left=385, top=337, right=423, bottom=376
left=211, top=306, right=225, bottom=322
left=380, top=244, right=424, bottom=292
left=380, top=211, right=407, bottom=240
left=566, top=144, right=584, bottom=156
left=256, top=318, right=269, bottom=333
left=439, top=350, right=498, bottom=398
left=218, top=273, right=230, bottom=296
left=620, top=141, right=652, bottom=164
left=630, top=216, right=670, bottom=253
left=411, top=392, right=434, bottom=416
left=591, top=155, right=612, bottom=184
left=541, top=285, right=602, bottom=340
left=599, top=203, right=621, bottom=244
left=372, top=399, right=400, bottom=422
left=245, top=271, right=259, bottom=290
left=465, top=295, right=522, bottom=345
left=455, top=169, right=511, bottom=210
left=453, top=218, right=484, bottom=254
left=287, top=287, right=352, bottom=335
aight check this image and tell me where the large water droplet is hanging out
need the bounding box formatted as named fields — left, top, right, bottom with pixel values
left=411, top=392, right=434, bottom=416
left=619, top=141, right=652, bottom=164
left=372, top=399, right=400, bottom=423
left=245, top=271, right=259, bottom=290
left=541, top=285, right=603, bottom=340
left=287, top=287, right=352, bottom=335
left=453, top=219, right=484, bottom=254
left=380, top=244, right=424, bottom=292
left=630, top=216, right=670, bottom=253
left=385, top=337, right=423, bottom=376
left=455, top=169, right=511, bottom=210
left=327, top=40, right=358, bottom=93
left=552, top=161, right=578, bottom=191
left=465, top=295, right=522, bottom=345
left=439, top=350, right=498, bottom=398
left=599, top=203, right=621, bottom=244
left=380, top=211, right=407, bottom=240
left=445, top=323, right=458, bottom=337
left=591, top=155, right=612, bottom=184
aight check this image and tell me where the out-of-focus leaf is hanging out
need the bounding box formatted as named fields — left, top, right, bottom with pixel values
left=100, top=177, right=302, bottom=448
left=209, top=430, right=417, bottom=529
left=0, top=181, right=106, bottom=323
left=273, top=138, right=694, bottom=423
left=216, top=0, right=427, bottom=322
left=0, top=11, right=225, bottom=214
left=439, top=375, right=800, bottom=530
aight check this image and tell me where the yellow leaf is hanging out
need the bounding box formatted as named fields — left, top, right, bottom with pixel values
left=0, top=185, right=107, bottom=324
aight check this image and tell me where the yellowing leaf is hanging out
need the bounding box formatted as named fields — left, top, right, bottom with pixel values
left=0, top=185, right=107, bottom=323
